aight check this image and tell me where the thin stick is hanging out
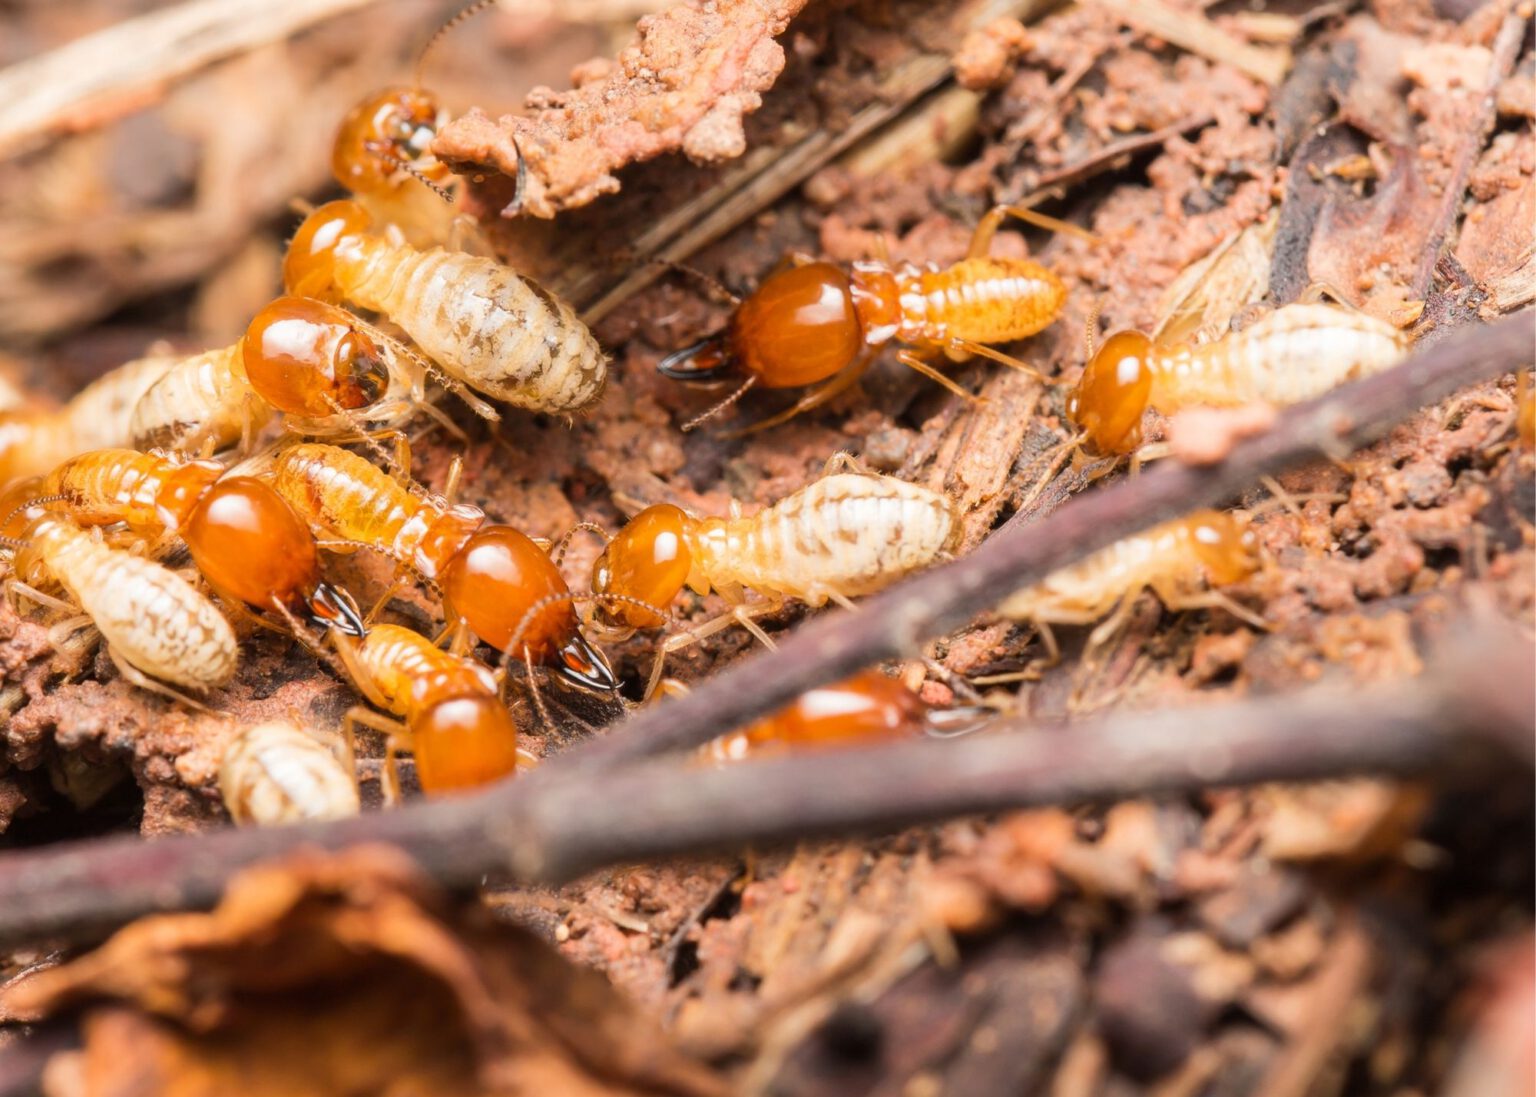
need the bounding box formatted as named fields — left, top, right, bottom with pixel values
left=0, top=625, right=1523, bottom=950
left=0, top=0, right=383, bottom=158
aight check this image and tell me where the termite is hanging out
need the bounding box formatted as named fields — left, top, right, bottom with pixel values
left=284, top=199, right=605, bottom=415
left=699, top=669, right=987, bottom=763
left=331, top=2, right=515, bottom=246
left=589, top=458, right=961, bottom=693
left=1068, top=301, right=1410, bottom=457
left=1517, top=369, right=1533, bottom=449
left=0, top=353, right=174, bottom=486
left=32, top=449, right=365, bottom=636
left=655, top=206, right=1086, bottom=432
left=3, top=513, right=238, bottom=702
left=219, top=719, right=360, bottom=825
left=268, top=442, right=615, bottom=691
left=997, top=509, right=1265, bottom=664
left=333, top=622, right=529, bottom=796
left=127, top=296, right=430, bottom=455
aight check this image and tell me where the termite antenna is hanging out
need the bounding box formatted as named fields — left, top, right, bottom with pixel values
left=496, top=591, right=672, bottom=686
left=318, top=393, right=413, bottom=481
left=379, top=330, right=502, bottom=424
left=644, top=257, right=741, bottom=305
left=1083, top=300, right=1103, bottom=360
left=549, top=522, right=611, bottom=568
left=682, top=376, right=756, bottom=432
left=362, top=140, right=454, bottom=202
left=520, top=644, right=554, bottom=735
left=2, top=494, right=68, bottom=534
left=413, top=0, right=499, bottom=89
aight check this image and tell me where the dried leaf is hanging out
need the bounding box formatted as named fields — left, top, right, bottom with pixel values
left=3, top=846, right=725, bottom=1097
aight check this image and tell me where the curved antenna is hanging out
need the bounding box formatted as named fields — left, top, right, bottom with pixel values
left=549, top=521, right=611, bottom=568
left=1, top=494, right=67, bottom=535
left=363, top=139, right=455, bottom=204
left=413, top=0, right=500, bottom=89
left=682, top=376, right=756, bottom=432
left=1082, top=299, right=1103, bottom=360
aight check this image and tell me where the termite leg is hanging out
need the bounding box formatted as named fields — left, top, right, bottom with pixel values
left=1085, top=588, right=1145, bottom=653
left=6, top=579, right=78, bottom=617
left=967, top=203, right=1098, bottom=260
left=365, top=582, right=404, bottom=626
left=1296, top=281, right=1361, bottom=310
left=894, top=349, right=981, bottom=401
left=822, top=451, right=875, bottom=477
left=945, top=339, right=1044, bottom=380
left=729, top=356, right=874, bottom=437
left=442, top=454, right=463, bottom=504
left=644, top=601, right=781, bottom=700
left=1159, top=588, right=1271, bottom=632
left=330, top=631, right=395, bottom=710
left=107, top=645, right=217, bottom=715
left=344, top=706, right=411, bottom=806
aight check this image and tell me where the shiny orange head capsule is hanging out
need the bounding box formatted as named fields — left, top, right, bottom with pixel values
left=441, top=524, right=617, bottom=691
left=590, top=503, right=692, bottom=630
left=1066, top=330, right=1155, bottom=455
left=182, top=477, right=365, bottom=635
left=331, top=86, right=447, bottom=195
left=284, top=199, right=373, bottom=302
left=1185, top=509, right=1262, bottom=586
left=411, top=695, right=522, bottom=794
left=241, top=296, right=391, bottom=418
left=658, top=263, right=863, bottom=390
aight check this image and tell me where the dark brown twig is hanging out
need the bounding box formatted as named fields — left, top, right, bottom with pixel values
left=0, top=314, right=1525, bottom=948
left=0, top=623, right=1526, bottom=952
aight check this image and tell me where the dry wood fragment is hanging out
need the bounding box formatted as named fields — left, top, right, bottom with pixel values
left=1087, top=0, right=1292, bottom=86
left=0, top=0, right=385, bottom=158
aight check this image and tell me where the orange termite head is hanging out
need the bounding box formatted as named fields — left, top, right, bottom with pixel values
left=242, top=297, right=391, bottom=418
left=331, top=86, right=447, bottom=195
left=440, top=524, right=618, bottom=692
left=284, top=199, right=373, bottom=302
left=591, top=503, right=691, bottom=631
left=411, top=694, right=522, bottom=794
left=658, top=262, right=863, bottom=390
left=1186, top=510, right=1262, bottom=586
left=1066, top=330, right=1155, bottom=455
left=182, top=476, right=366, bottom=636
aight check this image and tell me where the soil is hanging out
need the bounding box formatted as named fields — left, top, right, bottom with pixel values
left=0, top=0, right=1531, bottom=1094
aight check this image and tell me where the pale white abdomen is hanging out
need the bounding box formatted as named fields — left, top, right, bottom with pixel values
left=25, top=516, right=237, bottom=690
left=220, top=721, right=359, bottom=825
left=345, top=242, right=606, bottom=413
left=129, top=345, right=271, bottom=452
left=694, top=473, right=961, bottom=604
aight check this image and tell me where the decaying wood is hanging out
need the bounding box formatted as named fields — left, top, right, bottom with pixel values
left=0, top=314, right=1525, bottom=954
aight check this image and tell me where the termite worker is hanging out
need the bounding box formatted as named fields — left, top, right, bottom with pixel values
left=998, top=509, right=1265, bottom=664
left=333, top=622, right=529, bottom=796
left=284, top=199, right=605, bottom=415
left=655, top=205, right=1085, bottom=432
left=268, top=442, right=616, bottom=691
left=220, top=720, right=360, bottom=825
left=2, top=512, right=237, bottom=703
left=1068, top=301, right=1410, bottom=457
left=590, top=459, right=961, bottom=693
left=699, top=669, right=987, bottom=763
left=127, top=296, right=428, bottom=456
left=33, top=449, right=365, bottom=637
left=0, top=354, right=174, bottom=487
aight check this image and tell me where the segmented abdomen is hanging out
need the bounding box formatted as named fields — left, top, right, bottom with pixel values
left=698, top=473, right=961, bottom=604
left=1000, top=520, right=1202, bottom=622
left=128, top=345, right=270, bottom=452
left=220, top=721, right=359, bottom=825
left=904, top=258, right=1066, bottom=346
left=1151, top=304, right=1408, bottom=410
left=43, top=450, right=169, bottom=528
left=356, top=623, right=496, bottom=721
left=271, top=443, right=416, bottom=553
left=26, top=516, right=236, bottom=689
left=0, top=354, right=176, bottom=484
left=345, top=242, right=607, bottom=413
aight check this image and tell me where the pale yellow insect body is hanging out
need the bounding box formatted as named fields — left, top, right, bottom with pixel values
left=0, top=354, right=176, bottom=485
left=219, top=720, right=359, bottom=826
left=999, top=511, right=1260, bottom=627
left=1149, top=303, right=1408, bottom=411
left=286, top=200, right=607, bottom=415
left=14, top=514, right=237, bottom=691
left=128, top=345, right=272, bottom=453
left=687, top=472, right=962, bottom=605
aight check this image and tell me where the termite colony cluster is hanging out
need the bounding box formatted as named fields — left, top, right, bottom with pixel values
left=5, top=5, right=1512, bottom=833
